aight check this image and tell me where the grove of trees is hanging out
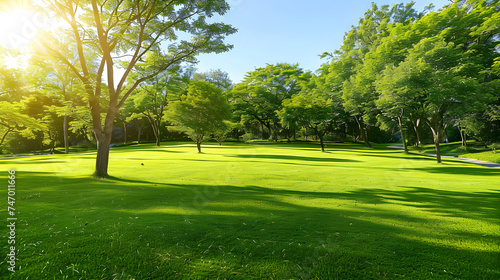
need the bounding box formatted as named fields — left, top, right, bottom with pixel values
left=1, top=0, right=498, bottom=175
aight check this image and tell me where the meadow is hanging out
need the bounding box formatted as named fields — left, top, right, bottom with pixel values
left=1, top=142, right=499, bottom=279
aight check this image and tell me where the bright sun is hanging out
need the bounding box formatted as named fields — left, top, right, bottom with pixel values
left=0, top=7, right=44, bottom=52
left=0, top=4, right=48, bottom=69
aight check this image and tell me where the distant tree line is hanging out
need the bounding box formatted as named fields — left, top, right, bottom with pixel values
left=0, top=0, right=498, bottom=168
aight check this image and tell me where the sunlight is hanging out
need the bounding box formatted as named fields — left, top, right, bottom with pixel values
left=0, top=7, right=45, bottom=52
left=2, top=55, right=21, bottom=69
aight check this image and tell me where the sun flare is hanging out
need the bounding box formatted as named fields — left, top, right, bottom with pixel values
left=0, top=7, right=44, bottom=52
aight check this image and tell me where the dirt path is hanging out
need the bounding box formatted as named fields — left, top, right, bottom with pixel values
left=386, top=145, right=500, bottom=168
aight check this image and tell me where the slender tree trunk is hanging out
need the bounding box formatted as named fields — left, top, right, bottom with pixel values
left=156, top=124, right=161, bottom=146
left=137, top=125, right=141, bottom=144
left=354, top=115, right=371, bottom=147
left=123, top=121, right=127, bottom=144
left=458, top=126, right=467, bottom=148
left=83, top=135, right=93, bottom=150
left=273, top=123, right=278, bottom=142
left=64, top=115, right=69, bottom=153
left=320, top=135, right=325, bottom=152
left=0, top=128, right=12, bottom=146
left=414, top=126, right=421, bottom=147
left=150, top=119, right=161, bottom=147
left=197, top=141, right=202, bottom=153
left=429, top=126, right=442, bottom=164
left=398, top=116, right=408, bottom=153
left=463, top=132, right=466, bottom=148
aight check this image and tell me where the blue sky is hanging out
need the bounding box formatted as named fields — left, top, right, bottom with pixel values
left=194, top=0, right=452, bottom=83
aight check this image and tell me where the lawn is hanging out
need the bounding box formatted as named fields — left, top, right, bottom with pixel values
left=1, top=142, right=499, bottom=279
left=407, top=141, right=500, bottom=164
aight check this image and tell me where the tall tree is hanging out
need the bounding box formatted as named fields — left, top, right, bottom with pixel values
left=340, top=2, right=422, bottom=147
left=39, top=0, right=236, bottom=177
left=232, top=63, right=305, bottom=141
left=378, top=36, right=490, bottom=163
left=167, top=81, right=231, bottom=153
left=127, top=64, right=186, bottom=146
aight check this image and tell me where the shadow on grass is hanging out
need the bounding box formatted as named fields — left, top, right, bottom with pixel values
left=358, top=153, right=440, bottom=162
left=227, top=154, right=359, bottom=163
left=7, top=169, right=500, bottom=279
left=410, top=166, right=500, bottom=176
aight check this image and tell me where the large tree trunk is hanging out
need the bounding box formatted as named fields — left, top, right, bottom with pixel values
left=93, top=104, right=116, bottom=178
left=64, top=115, right=69, bottom=153
left=95, top=135, right=111, bottom=177
left=398, top=116, right=408, bottom=153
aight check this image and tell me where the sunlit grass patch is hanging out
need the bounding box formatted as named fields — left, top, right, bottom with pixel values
left=1, top=142, right=499, bottom=279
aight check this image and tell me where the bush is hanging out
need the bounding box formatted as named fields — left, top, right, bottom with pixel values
left=489, top=143, right=500, bottom=153
left=241, top=133, right=254, bottom=142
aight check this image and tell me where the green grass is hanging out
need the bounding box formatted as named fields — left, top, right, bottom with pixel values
left=408, top=141, right=500, bottom=164
left=1, top=142, right=499, bottom=279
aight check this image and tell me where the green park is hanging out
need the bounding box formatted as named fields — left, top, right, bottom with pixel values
left=1, top=0, right=499, bottom=279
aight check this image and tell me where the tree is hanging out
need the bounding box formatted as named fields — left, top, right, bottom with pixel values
left=193, top=69, right=233, bottom=92
left=39, top=0, right=236, bottom=177
left=232, top=63, right=305, bottom=141
left=379, top=36, right=489, bottom=163
left=167, top=81, right=231, bottom=153
left=212, top=121, right=232, bottom=145
left=127, top=65, right=186, bottom=146
left=28, top=47, right=81, bottom=154
left=0, top=101, right=45, bottom=147
left=279, top=92, right=332, bottom=152
left=330, top=2, right=422, bottom=146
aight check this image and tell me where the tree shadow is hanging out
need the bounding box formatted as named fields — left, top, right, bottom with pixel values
left=227, top=154, right=358, bottom=163
left=7, top=167, right=500, bottom=279
left=410, top=166, right=500, bottom=176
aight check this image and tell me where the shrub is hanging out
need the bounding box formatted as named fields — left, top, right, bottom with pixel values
left=489, top=143, right=500, bottom=153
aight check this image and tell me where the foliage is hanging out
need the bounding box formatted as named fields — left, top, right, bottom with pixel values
left=193, top=69, right=233, bottom=92
left=0, top=101, right=45, bottom=147
left=167, top=81, right=231, bottom=152
left=489, top=143, right=500, bottom=154
left=37, top=0, right=236, bottom=177
left=232, top=63, right=307, bottom=141
left=126, top=65, right=187, bottom=146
